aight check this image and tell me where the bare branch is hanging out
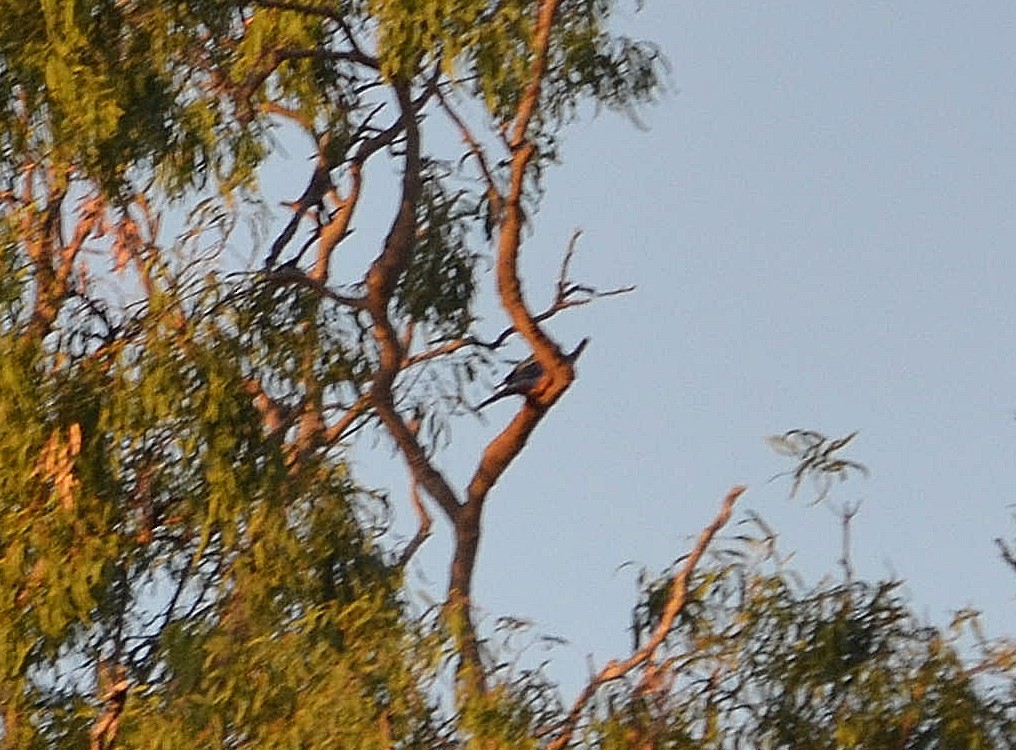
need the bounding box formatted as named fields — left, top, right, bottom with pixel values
left=547, top=486, right=747, bottom=750
left=402, top=337, right=480, bottom=368
left=510, top=0, right=562, bottom=150
left=265, top=147, right=334, bottom=268
left=334, top=14, right=375, bottom=67
left=260, top=101, right=315, bottom=130
left=557, top=228, right=583, bottom=296
left=497, top=0, right=571, bottom=374
left=363, top=80, right=462, bottom=525
left=243, top=378, right=293, bottom=436
left=399, top=480, right=433, bottom=567
left=279, top=102, right=424, bottom=281
left=439, top=5, right=581, bottom=687
left=311, top=165, right=362, bottom=282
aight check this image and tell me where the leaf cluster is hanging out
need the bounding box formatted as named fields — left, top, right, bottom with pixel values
left=0, top=263, right=445, bottom=748
left=597, top=535, right=1016, bottom=749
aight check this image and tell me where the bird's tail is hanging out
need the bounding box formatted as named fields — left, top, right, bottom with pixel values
left=475, top=390, right=512, bottom=410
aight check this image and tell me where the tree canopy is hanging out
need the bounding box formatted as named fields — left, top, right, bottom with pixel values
left=0, top=1, right=1013, bottom=748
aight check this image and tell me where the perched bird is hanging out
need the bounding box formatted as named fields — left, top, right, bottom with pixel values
left=476, top=354, right=544, bottom=410
left=476, top=338, right=589, bottom=410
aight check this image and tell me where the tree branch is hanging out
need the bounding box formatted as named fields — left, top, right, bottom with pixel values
left=264, top=265, right=364, bottom=307
left=363, top=80, right=462, bottom=525
left=510, top=0, right=562, bottom=150
left=495, top=0, right=576, bottom=388
left=441, top=0, right=574, bottom=688
left=398, top=411, right=433, bottom=567
left=436, top=87, right=503, bottom=229
left=89, top=664, right=128, bottom=750
left=264, top=145, right=334, bottom=268
left=547, top=486, right=747, bottom=750
left=243, top=378, right=293, bottom=436
left=415, top=230, right=633, bottom=358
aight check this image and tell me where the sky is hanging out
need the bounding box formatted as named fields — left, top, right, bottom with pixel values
left=329, top=1, right=1016, bottom=697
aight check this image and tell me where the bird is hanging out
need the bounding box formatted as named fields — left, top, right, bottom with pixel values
left=475, top=338, right=589, bottom=410
left=476, top=354, right=544, bottom=410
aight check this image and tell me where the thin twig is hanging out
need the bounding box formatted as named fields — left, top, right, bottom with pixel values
left=398, top=411, right=433, bottom=567
left=263, top=265, right=364, bottom=307
left=436, top=87, right=503, bottom=223
left=996, top=538, right=1016, bottom=574
left=556, top=229, right=583, bottom=298
left=323, top=394, right=371, bottom=444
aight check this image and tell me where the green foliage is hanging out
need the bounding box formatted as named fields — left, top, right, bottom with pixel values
left=1, top=0, right=665, bottom=200
left=2, top=274, right=1014, bottom=747
left=2, top=1, right=1012, bottom=748
left=396, top=163, right=480, bottom=337
left=0, top=264, right=443, bottom=747
left=767, top=430, right=869, bottom=503
left=603, top=537, right=1016, bottom=749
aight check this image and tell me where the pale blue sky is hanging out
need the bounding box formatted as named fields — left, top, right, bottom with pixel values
left=332, top=2, right=1016, bottom=695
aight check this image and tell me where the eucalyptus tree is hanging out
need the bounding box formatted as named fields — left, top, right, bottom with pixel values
left=1, top=0, right=662, bottom=746
left=2, top=2, right=1014, bottom=748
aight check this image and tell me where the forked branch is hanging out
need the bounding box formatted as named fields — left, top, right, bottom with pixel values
left=363, top=81, right=462, bottom=524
